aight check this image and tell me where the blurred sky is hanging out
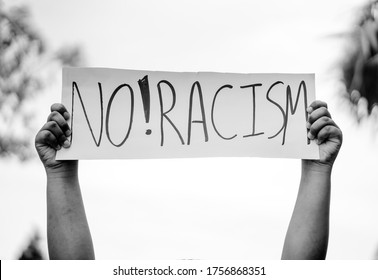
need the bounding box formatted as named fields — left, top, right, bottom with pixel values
left=1, top=0, right=378, bottom=259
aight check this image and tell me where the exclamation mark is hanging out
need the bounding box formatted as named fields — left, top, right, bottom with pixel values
left=138, top=75, right=152, bottom=135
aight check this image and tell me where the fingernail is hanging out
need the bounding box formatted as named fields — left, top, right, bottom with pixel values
left=306, top=107, right=313, bottom=113
left=56, top=145, right=61, bottom=150
left=307, top=132, right=315, bottom=140
left=63, top=112, right=70, bottom=120
left=65, top=129, right=71, bottom=136
left=63, top=140, right=71, bottom=148
left=316, top=139, right=322, bottom=145
left=306, top=122, right=311, bottom=129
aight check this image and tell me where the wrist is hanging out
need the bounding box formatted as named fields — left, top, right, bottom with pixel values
left=46, top=160, right=79, bottom=180
left=301, top=160, right=333, bottom=176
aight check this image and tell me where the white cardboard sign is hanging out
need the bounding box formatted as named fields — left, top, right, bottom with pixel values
left=56, top=68, right=319, bottom=160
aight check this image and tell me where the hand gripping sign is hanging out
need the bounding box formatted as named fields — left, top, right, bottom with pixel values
left=56, top=68, right=319, bottom=160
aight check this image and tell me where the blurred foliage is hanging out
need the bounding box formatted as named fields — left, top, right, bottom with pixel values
left=18, top=230, right=45, bottom=260
left=0, top=2, right=85, bottom=160
left=341, top=0, right=378, bottom=121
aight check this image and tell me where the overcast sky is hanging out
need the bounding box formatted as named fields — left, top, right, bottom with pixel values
left=1, top=0, right=378, bottom=260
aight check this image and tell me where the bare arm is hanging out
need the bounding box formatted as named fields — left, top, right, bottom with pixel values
left=282, top=161, right=332, bottom=259
left=281, top=100, right=342, bottom=260
left=35, top=104, right=95, bottom=259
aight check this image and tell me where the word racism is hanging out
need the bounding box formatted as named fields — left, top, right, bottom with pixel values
left=57, top=68, right=319, bottom=160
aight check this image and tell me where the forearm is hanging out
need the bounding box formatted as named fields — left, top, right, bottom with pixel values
left=281, top=161, right=332, bottom=260
left=46, top=162, right=95, bottom=259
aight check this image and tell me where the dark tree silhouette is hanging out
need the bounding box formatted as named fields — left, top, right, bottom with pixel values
left=0, top=2, right=84, bottom=160
left=341, top=1, right=378, bottom=260
left=18, top=230, right=44, bottom=260
left=341, top=1, right=378, bottom=121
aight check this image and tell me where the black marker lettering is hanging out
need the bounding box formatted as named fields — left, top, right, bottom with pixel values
left=105, top=84, right=134, bottom=147
left=157, top=80, right=184, bottom=146
left=211, top=84, right=237, bottom=140
left=138, top=75, right=152, bottom=135
left=266, top=81, right=286, bottom=142
left=187, top=81, right=209, bottom=145
left=71, top=81, right=104, bottom=147
left=240, top=83, right=264, bottom=138
left=284, top=81, right=309, bottom=145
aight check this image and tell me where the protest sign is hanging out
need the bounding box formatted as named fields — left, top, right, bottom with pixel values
left=56, top=68, right=319, bottom=160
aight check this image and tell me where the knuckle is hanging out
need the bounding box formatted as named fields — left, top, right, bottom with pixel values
left=51, top=111, right=59, bottom=118
left=49, top=121, right=58, bottom=129
left=39, top=130, right=54, bottom=142
left=316, top=100, right=327, bottom=108
left=52, top=112, right=65, bottom=124
left=319, top=116, right=330, bottom=124
left=319, top=106, right=328, bottom=115
left=35, top=130, right=45, bottom=143
left=48, top=111, right=58, bottom=121
left=323, top=125, right=332, bottom=134
left=47, top=133, right=57, bottom=143
left=43, top=130, right=52, bottom=138
left=50, top=103, right=61, bottom=112
left=308, top=113, right=316, bottom=123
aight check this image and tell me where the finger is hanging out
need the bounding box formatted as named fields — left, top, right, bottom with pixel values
left=47, top=111, right=71, bottom=137
left=50, top=103, right=70, bottom=120
left=307, top=100, right=328, bottom=114
left=307, top=106, right=332, bottom=126
left=307, top=116, right=336, bottom=140
left=317, top=125, right=343, bottom=145
left=41, top=121, right=70, bottom=148
left=35, top=130, right=61, bottom=150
